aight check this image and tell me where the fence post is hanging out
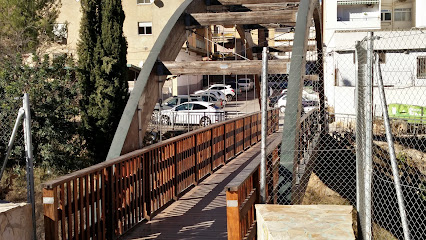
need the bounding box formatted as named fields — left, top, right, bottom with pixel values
left=260, top=47, right=268, bottom=203
left=43, top=188, right=59, bottom=240
left=23, top=93, right=37, bottom=240
left=226, top=190, right=241, bottom=240
left=364, top=31, right=374, bottom=240
left=376, top=56, right=411, bottom=240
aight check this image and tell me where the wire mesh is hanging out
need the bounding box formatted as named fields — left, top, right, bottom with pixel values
left=0, top=95, right=25, bottom=167
left=263, top=27, right=425, bottom=240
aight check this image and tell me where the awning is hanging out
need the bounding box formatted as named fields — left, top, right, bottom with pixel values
left=337, top=0, right=379, bottom=5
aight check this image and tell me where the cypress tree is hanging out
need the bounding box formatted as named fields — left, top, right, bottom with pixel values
left=77, top=0, right=128, bottom=163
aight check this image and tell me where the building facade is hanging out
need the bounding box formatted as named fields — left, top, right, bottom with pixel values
left=323, top=0, right=426, bottom=117
left=52, top=0, right=209, bottom=97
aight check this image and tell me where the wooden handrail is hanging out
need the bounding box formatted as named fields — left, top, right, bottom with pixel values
left=43, top=109, right=279, bottom=240
left=225, top=108, right=321, bottom=240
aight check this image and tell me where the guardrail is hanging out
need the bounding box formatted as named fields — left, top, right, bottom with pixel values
left=43, top=109, right=279, bottom=240
left=225, top=108, right=322, bottom=240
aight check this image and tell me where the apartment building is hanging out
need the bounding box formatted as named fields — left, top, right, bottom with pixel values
left=323, top=0, right=426, bottom=117
left=51, top=0, right=210, bottom=96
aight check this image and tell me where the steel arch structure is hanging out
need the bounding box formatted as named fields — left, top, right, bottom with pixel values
left=107, top=0, right=325, bottom=171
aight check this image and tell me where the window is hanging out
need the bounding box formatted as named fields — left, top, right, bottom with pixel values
left=193, top=104, right=207, bottom=110
left=175, top=104, right=191, bottom=111
left=53, top=23, right=67, bottom=44
left=138, top=22, right=152, bottom=35
left=137, top=0, right=152, bottom=4
left=381, top=10, right=391, bottom=21
left=180, top=98, right=189, bottom=104
left=378, top=52, right=386, bottom=64
left=164, top=98, right=177, bottom=106
left=394, top=8, right=411, bottom=21
left=417, top=56, right=426, bottom=79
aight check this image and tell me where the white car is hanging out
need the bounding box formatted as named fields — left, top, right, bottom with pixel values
left=277, top=95, right=319, bottom=113
left=206, top=84, right=235, bottom=101
left=237, top=78, right=254, bottom=91
left=190, top=94, right=224, bottom=109
left=194, top=89, right=227, bottom=103
left=160, top=101, right=225, bottom=127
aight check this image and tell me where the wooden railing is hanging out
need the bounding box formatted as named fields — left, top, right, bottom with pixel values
left=225, top=136, right=282, bottom=240
left=225, top=108, right=322, bottom=240
left=43, top=109, right=279, bottom=240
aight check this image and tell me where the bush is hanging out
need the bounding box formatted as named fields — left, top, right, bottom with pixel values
left=0, top=54, right=91, bottom=171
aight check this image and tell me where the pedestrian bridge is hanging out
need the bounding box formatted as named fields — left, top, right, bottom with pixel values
left=43, top=108, right=324, bottom=239
left=43, top=0, right=326, bottom=239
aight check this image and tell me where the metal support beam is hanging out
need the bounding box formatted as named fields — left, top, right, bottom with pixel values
left=279, top=0, right=321, bottom=204
left=107, top=0, right=201, bottom=160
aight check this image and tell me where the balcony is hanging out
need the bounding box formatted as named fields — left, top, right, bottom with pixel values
left=335, top=11, right=381, bottom=30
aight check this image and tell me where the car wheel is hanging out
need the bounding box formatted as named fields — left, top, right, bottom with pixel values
left=161, top=116, right=170, bottom=125
left=199, top=117, right=211, bottom=127
left=226, top=94, right=233, bottom=102
left=280, top=106, right=285, bottom=113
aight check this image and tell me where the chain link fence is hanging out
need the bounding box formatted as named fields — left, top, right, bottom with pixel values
left=263, top=28, right=425, bottom=240
left=0, top=95, right=26, bottom=168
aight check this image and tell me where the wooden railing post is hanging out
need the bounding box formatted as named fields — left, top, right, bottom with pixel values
left=43, top=188, right=59, bottom=240
left=174, top=141, right=178, bottom=200
left=223, top=124, right=226, bottom=165
left=194, top=134, right=199, bottom=184
left=226, top=190, right=241, bottom=240
left=143, top=155, right=151, bottom=220
left=234, top=120, right=237, bottom=156
left=211, top=128, right=214, bottom=171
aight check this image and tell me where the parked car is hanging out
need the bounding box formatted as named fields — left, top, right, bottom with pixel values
left=237, top=78, right=254, bottom=91
left=160, top=102, right=225, bottom=127
left=190, top=94, right=224, bottom=109
left=268, top=92, right=286, bottom=107
left=154, top=95, right=199, bottom=111
left=194, top=89, right=227, bottom=103
left=206, top=84, right=235, bottom=101
left=225, top=82, right=243, bottom=95
left=276, top=94, right=319, bottom=113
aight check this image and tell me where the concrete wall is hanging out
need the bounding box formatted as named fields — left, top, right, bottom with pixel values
left=0, top=203, right=33, bottom=240
left=123, top=0, right=186, bottom=66
left=51, top=0, right=186, bottom=65
left=416, top=0, right=426, bottom=27
left=174, top=49, right=203, bottom=95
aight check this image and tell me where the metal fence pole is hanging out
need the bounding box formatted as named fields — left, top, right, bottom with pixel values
left=0, top=108, right=25, bottom=182
left=23, top=93, right=37, bottom=240
left=376, top=56, right=411, bottom=240
left=364, top=32, right=374, bottom=240
left=260, top=47, right=268, bottom=203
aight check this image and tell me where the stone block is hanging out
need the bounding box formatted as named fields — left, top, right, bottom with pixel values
left=0, top=202, right=33, bottom=240
left=256, top=204, right=355, bottom=240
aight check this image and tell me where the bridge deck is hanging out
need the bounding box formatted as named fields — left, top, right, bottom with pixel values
left=121, top=132, right=281, bottom=240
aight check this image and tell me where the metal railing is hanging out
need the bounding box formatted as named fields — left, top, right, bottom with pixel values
left=42, top=109, right=279, bottom=240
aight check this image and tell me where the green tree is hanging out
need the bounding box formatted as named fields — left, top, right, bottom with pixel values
left=0, top=54, right=87, bottom=170
left=0, top=0, right=88, bottom=171
left=77, top=0, right=128, bottom=162
left=0, top=0, right=60, bottom=57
